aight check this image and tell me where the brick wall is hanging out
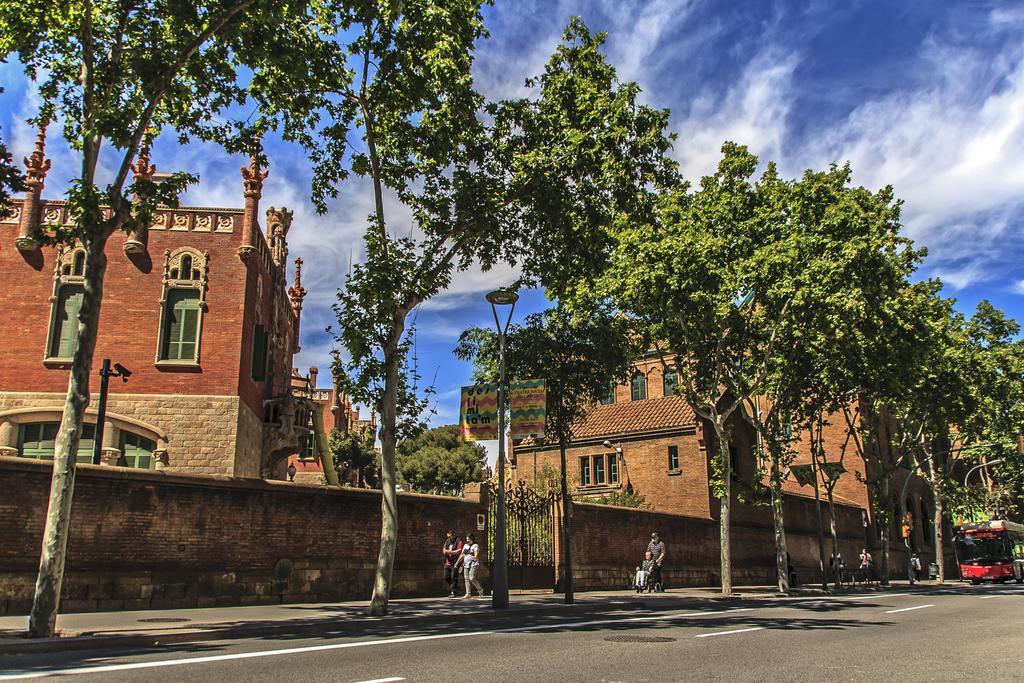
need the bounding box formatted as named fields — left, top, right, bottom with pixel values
left=564, top=492, right=871, bottom=591
left=0, top=457, right=481, bottom=614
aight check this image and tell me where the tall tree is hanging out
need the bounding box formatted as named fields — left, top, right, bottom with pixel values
left=456, top=304, right=638, bottom=603
left=1, top=0, right=348, bottom=637
left=396, top=424, right=486, bottom=496
left=330, top=15, right=676, bottom=615
left=743, top=162, right=920, bottom=593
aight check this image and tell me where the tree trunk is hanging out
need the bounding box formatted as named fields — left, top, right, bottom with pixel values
left=926, top=458, right=944, bottom=583
left=311, top=405, right=339, bottom=486
left=368, top=312, right=407, bottom=616
left=770, top=452, right=789, bottom=594
left=28, top=236, right=109, bottom=638
left=879, top=480, right=891, bottom=586
left=558, top=434, right=573, bottom=604
left=826, top=485, right=840, bottom=590
left=711, top=418, right=732, bottom=595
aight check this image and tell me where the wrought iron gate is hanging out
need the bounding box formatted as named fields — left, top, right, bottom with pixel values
left=487, top=481, right=557, bottom=591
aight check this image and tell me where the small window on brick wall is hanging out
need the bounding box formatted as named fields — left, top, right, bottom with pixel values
left=579, top=456, right=591, bottom=486
left=631, top=372, right=647, bottom=401
left=668, top=445, right=679, bottom=470
left=608, top=453, right=619, bottom=483
left=593, top=454, right=605, bottom=485
left=251, top=324, right=268, bottom=380
left=48, top=284, right=84, bottom=359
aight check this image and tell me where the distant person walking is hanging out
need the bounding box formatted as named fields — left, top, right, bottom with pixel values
left=443, top=530, right=464, bottom=597
left=458, top=533, right=485, bottom=598
left=647, top=532, right=666, bottom=591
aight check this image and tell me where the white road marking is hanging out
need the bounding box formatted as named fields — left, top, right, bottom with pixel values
left=695, top=627, right=765, bottom=638
left=355, top=678, right=405, bottom=683
left=885, top=604, right=934, bottom=614
left=0, top=608, right=755, bottom=680
left=980, top=595, right=1001, bottom=599
left=842, top=593, right=909, bottom=601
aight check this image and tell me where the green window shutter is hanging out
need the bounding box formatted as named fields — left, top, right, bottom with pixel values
left=163, top=289, right=200, bottom=360
left=17, top=422, right=93, bottom=462
left=50, top=285, right=84, bottom=358
left=251, top=324, right=267, bottom=380
left=119, top=432, right=156, bottom=469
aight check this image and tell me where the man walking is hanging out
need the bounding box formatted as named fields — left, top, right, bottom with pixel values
left=442, top=530, right=463, bottom=597
left=647, top=532, right=667, bottom=591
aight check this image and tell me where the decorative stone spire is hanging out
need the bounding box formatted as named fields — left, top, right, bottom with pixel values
left=124, top=144, right=156, bottom=255
left=288, top=258, right=308, bottom=307
left=288, top=257, right=308, bottom=352
left=238, top=154, right=268, bottom=261
left=15, top=125, right=51, bottom=251
left=266, top=206, right=293, bottom=268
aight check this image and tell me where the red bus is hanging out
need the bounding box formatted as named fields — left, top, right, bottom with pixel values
left=954, top=520, right=1024, bottom=584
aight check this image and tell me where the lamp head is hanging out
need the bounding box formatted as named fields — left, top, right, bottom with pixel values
left=485, top=288, right=519, bottom=306
left=603, top=440, right=613, bottom=449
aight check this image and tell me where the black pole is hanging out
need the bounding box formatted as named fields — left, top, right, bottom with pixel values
left=810, top=450, right=827, bottom=591
left=92, top=359, right=111, bottom=465
left=559, top=436, right=574, bottom=604
left=492, top=314, right=509, bottom=609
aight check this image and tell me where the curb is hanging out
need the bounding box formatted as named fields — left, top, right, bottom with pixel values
left=0, top=597, right=653, bottom=656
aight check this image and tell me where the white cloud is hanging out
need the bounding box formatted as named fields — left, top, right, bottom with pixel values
left=673, top=48, right=799, bottom=182
left=1014, top=280, right=1024, bottom=295
left=803, top=37, right=1024, bottom=288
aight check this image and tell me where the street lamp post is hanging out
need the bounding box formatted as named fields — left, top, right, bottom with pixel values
left=92, top=359, right=131, bottom=465
left=963, top=459, right=1002, bottom=487
left=486, top=287, right=518, bottom=610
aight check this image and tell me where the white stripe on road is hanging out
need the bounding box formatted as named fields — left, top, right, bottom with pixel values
left=0, top=608, right=755, bottom=680
left=885, top=604, right=934, bottom=614
left=842, top=593, right=909, bottom=601
left=355, top=678, right=405, bottom=683
left=694, top=627, right=765, bottom=638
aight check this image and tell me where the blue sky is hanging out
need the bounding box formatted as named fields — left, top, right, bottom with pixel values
left=2, top=1, right=1023, bottom=456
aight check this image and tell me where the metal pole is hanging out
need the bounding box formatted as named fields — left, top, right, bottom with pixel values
left=810, top=450, right=828, bottom=591
left=92, top=359, right=111, bottom=465
left=900, top=470, right=915, bottom=584
left=492, top=316, right=509, bottom=609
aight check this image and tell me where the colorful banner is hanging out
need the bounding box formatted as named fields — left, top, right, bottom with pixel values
left=459, top=383, right=500, bottom=441
left=510, top=379, right=546, bottom=441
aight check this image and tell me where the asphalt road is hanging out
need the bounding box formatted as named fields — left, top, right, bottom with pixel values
left=2, top=583, right=1022, bottom=682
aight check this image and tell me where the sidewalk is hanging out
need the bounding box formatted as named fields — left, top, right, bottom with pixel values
left=0, top=582, right=935, bottom=656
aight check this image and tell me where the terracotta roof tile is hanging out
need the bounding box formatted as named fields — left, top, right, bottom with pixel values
left=572, top=395, right=696, bottom=440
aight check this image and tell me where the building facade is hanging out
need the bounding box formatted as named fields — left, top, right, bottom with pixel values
left=0, top=134, right=312, bottom=478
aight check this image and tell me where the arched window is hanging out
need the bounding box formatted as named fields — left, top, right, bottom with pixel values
left=663, top=370, right=678, bottom=397
left=72, top=251, right=85, bottom=276
left=631, top=372, right=647, bottom=401
left=119, top=431, right=156, bottom=469
left=47, top=246, right=88, bottom=360
left=158, top=248, right=209, bottom=364
left=18, top=422, right=95, bottom=463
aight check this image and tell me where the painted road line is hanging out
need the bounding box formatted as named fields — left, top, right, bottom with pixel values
left=842, top=593, right=909, bottom=601
left=0, top=608, right=758, bottom=680
left=695, top=627, right=765, bottom=638
left=885, top=604, right=934, bottom=614
left=355, top=678, right=405, bottom=683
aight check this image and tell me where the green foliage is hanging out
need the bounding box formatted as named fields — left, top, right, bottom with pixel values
left=586, top=489, right=649, bottom=509
left=329, top=428, right=378, bottom=488
left=455, top=304, right=639, bottom=445
left=395, top=424, right=486, bottom=496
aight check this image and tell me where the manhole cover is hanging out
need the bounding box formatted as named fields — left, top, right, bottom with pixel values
left=137, top=617, right=192, bottom=624
left=604, top=635, right=677, bottom=643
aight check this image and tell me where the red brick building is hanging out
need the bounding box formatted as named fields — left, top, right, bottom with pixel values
left=510, top=352, right=941, bottom=558
left=287, top=370, right=378, bottom=484
left=0, top=133, right=313, bottom=478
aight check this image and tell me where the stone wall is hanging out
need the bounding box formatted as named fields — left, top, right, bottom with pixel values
left=0, top=391, right=243, bottom=474
left=0, top=458, right=482, bottom=614
left=232, top=399, right=264, bottom=478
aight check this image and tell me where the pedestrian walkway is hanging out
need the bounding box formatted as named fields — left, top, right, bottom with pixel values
left=0, top=581, right=938, bottom=655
